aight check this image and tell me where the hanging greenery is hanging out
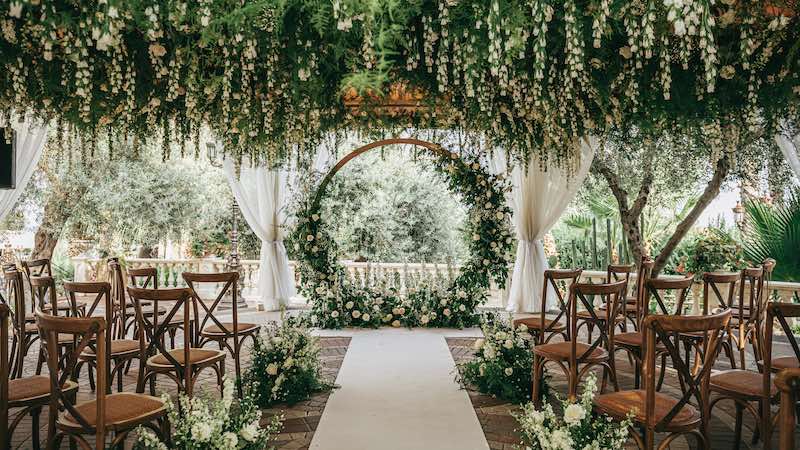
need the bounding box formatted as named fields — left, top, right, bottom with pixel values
left=1, top=0, right=798, bottom=165
left=291, top=144, right=514, bottom=328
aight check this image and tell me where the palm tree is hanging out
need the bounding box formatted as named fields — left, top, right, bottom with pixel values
left=743, top=190, right=800, bottom=282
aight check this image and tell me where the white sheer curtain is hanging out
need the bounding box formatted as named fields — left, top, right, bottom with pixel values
left=0, top=117, right=48, bottom=223
left=223, top=158, right=295, bottom=311
left=506, top=137, right=596, bottom=313
left=775, top=127, right=800, bottom=178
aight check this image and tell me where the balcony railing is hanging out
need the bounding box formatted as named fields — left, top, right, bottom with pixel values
left=70, top=257, right=800, bottom=325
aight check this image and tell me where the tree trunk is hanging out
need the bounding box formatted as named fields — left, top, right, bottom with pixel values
left=652, top=156, right=731, bottom=275
left=31, top=228, right=60, bottom=260
left=620, top=211, right=644, bottom=265
left=138, top=244, right=156, bottom=258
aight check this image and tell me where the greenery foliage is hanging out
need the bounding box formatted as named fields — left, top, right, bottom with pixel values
left=135, top=378, right=281, bottom=450
left=2, top=1, right=797, bottom=165
left=459, top=314, right=546, bottom=404
left=291, top=147, right=514, bottom=328
left=676, top=226, right=746, bottom=277
left=245, top=319, right=333, bottom=407
left=744, top=192, right=800, bottom=281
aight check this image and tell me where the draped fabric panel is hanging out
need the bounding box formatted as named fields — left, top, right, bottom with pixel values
left=506, top=137, right=596, bottom=313
left=776, top=130, right=800, bottom=178
left=223, top=159, right=295, bottom=311
left=0, top=118, right=48, bottom=223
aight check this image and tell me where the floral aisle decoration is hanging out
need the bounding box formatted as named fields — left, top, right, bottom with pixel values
left=291, top=147, right=514, bottom=329
left=2, top=1, right=797, bottom=166
left=459, top=314, right=548, bottom=404
left=135, top=378, right=281, bottom=450
left=514, top=374, right=631, bottom=450
left=244, top=318, right=333, bottom=407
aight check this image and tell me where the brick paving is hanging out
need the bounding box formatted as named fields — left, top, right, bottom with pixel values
left=7, top=326, right=350, bottom=450
left=448, top=334, right=800, bottom=450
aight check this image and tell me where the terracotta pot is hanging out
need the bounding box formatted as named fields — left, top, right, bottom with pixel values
left=765, top=2, right=796, bottom=17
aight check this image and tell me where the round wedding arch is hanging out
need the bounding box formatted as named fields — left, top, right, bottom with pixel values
left=291, top=138, right=515, bottom=329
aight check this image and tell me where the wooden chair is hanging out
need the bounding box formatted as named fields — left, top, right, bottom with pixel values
left=775, top=368, right=800, bottom=450
left=576, top=264, right=634, bottom=343
left=679, top=272, right=739, bottom=374
left=4, top=269, right=47, bottom=378
left=36, top=310, right=167, bottom=449
left=29, top=276, right=83, bottom=375
left=512, top=268, right=581, bottom=345
left=66, top=281, right=144, bottom=393
left=108, top=260, right=163, bottom=340
left=128, top=286, right=225, bottom=396
left=22, top=258, right=86, bottom=317
left=595, top=309, right=732, bottom=450
left=730, top=266, right=766, bottom=370
left=1, top=302, right=79, bottom=449
left=184, top=271, right=259, bottom=397
left=531, top=279, right=626, bottom=406
left=760, top=302, right=800, bottom=448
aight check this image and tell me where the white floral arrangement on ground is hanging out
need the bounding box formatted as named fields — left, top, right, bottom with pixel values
left=459, top=314, right=544, bottom=403
left=135, top=378, right=281, bottom=450
left=514, top=373, right=631, bottom=450
left=244, top=318, right=333, bottom=407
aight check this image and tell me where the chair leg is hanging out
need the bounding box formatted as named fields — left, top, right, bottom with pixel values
left=532, top=354, right=542, bottom=408
left=733, top=403, right=743, bottom=450
left=36, top=346, right=46, bottom=375
left=31, top=406, right=42, bottom=450
left=87, top=363, right=96, bottom=391
left=657, top=353, right=669, bottom=391
left=234, top=341, right=243, bottom=398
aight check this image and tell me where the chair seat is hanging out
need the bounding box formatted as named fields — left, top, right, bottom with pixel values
left=147, top=348, right=226, bottom=368
left=532, top=341, right=608, bottom=362
left=60, top=392, right=166, bottom=430
left=23, top=325, right=75, bottom=343
left=614, top=332, right=666, bottom=350
left=710, top=369, right=777, bottom=399
left=576, top=310, right=625, bottom=322
left=512, top=317, right=565, bottom=332
left=759, top=356, right=800, bottom=372
left=201, top=322, right=259, bottom=336
left=82, top=339, right=140, bottom=357
left=594, top=389, right=701, bottom=432
left=9, top=376, right=78, bottom=404
left=125, top=305, right=167, bottom=316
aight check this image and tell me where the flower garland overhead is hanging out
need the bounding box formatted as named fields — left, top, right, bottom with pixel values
left=291, top=145, right=514, bottom=329
left=1, top=1, right=798, bottom=165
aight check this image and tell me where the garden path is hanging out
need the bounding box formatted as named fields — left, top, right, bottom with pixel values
left=310, top=328, right=488, bottom=450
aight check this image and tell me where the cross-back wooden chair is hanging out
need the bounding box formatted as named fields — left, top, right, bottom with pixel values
left=108, top=261, right=164, bottom=339
left=761, top=302, right=800, bottom=449
left=512, top=268, right=581, bottom=345
left=596, top=309, right=732, bottom=449
left=775, top=368, right=800, bottom=450
left=730, top=266, right=766, bottom=370
left=127, top=286, right=225, bottom=396
left=183, top=271, right=259, bottom=397
left=679, top=272, right=739, bottom=375
left=29, top=275, right=83, bottom=375
left=576, top=264, right=634, bottom=343
left=23, top=258, right=86, bottom=317
left=36, top=311, right=167, bottom=449
left=66, top=281, right=144, bottom=393
left=531, top=279, right=626, bottom=406
left=2, top=302, right=79, bottom=449
left=4, top=269, right=46, bottom=378
left=128, top=265, right=191, bottom=348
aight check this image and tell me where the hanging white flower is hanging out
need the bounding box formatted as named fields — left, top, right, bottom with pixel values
left=190, top=422, right=213, bottom=442
left=563, top=403, right=587, bottom=425
left=240, top=420, right=261, bottom=442
left=8, top=2, right=22, bottom=18
left=266, top=363, right=279, bottom=376
left=504, top=367, right=513, bottom=376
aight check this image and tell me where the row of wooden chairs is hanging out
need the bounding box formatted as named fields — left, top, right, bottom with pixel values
left=517, top=257, right=800, bottom=449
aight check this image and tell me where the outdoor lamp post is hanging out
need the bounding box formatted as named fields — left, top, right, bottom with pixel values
left=732, top=200, right=745, bottom=230
left=206, top=142, right=246, bottom=308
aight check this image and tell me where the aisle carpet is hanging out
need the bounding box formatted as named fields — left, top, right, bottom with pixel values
left=310, top=328, right=489, bottom=450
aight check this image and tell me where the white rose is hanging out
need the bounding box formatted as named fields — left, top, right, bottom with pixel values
left=504, top=367, right=513, bottom=376
left=222, top=432, right=238, bottom=449
left=392, top=320, right=401, bottom=327
left=331, top=310, right=339, bottom=318
left=240, top=420, right=261, bottom=442
left=306, top=234, right=314, bottom=241
left=503, top=339, right=514, bottom=349
left=472, top=234, right=480, bottom=241
left=398, top=307, right=406, bottom=315
left=495, top=331, right=507, bottom=340
left=191, top=422, right=212, bottom=442
left=472, top=162, right=480, bottom=170
left=458, top=290, right=467, bottom=299
left=420, top=315, right=430, bottom=324
left=283, top=357, right=294, bottom=368
left=473, top=338, right=485, bottom=351
left=443, top=308, right=451, bottom=317
left=311, top=214, right=320, bottom=221
left=266, top=363, right=279, bottom=376
left=440, top=298, right=448, bottom=306
left=362, top=313, right=371, bottom=321
left=517, top=323, right=528, bottom=333
left=384, top=314, right=393, bottom=322
left=495, top=211, right=504, bottom=219
left=392, top=307, right=402, bottom=315
left=352, top=310, right=361, bottom=318
left=564, top=403, right=587, bottom=425
left=483, top=346, right=496, bottom=359
left=458, top=304, right=466, bottom=312
left=345, top=301, right=354, bottom=309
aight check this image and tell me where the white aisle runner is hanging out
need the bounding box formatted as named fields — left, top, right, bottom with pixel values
left=310, top=328, right=490, bottom=450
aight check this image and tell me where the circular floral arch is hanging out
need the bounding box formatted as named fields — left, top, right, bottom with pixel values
left=291, top=138, right=515, bottom=329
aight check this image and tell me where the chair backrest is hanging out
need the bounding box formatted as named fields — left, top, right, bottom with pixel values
left=775, top=368, right=800, bottom=450
left=183, top=271, right=239, bottom=342
left=737, top=266, right=765, bottom=323
left=126, top=287, right=192, bottom=392
left=764, top=302, right=800, bottom=376
left=2, top=269, right=26, bottom=329
left=21, top=259, right=52, bottom=312
left=642, top=309, right=732, bottom=431
left=607, top=263, right=635, bottom=302
left=537, top=268, right=581, bottom=343
left=128, top=267, right=159, bottom=289
left=701, top=272, right=739, bottom=314
left=30, top=275, right=69, bottom=316
left=568, top=279, right=627, bottom=362
left=645, top=275, right=695, bottom=317
left=632, top=257, right=654, bottom=326
left=36, top=311, right=108, bottom=449
left=0, top=303, right=9, bottom=444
